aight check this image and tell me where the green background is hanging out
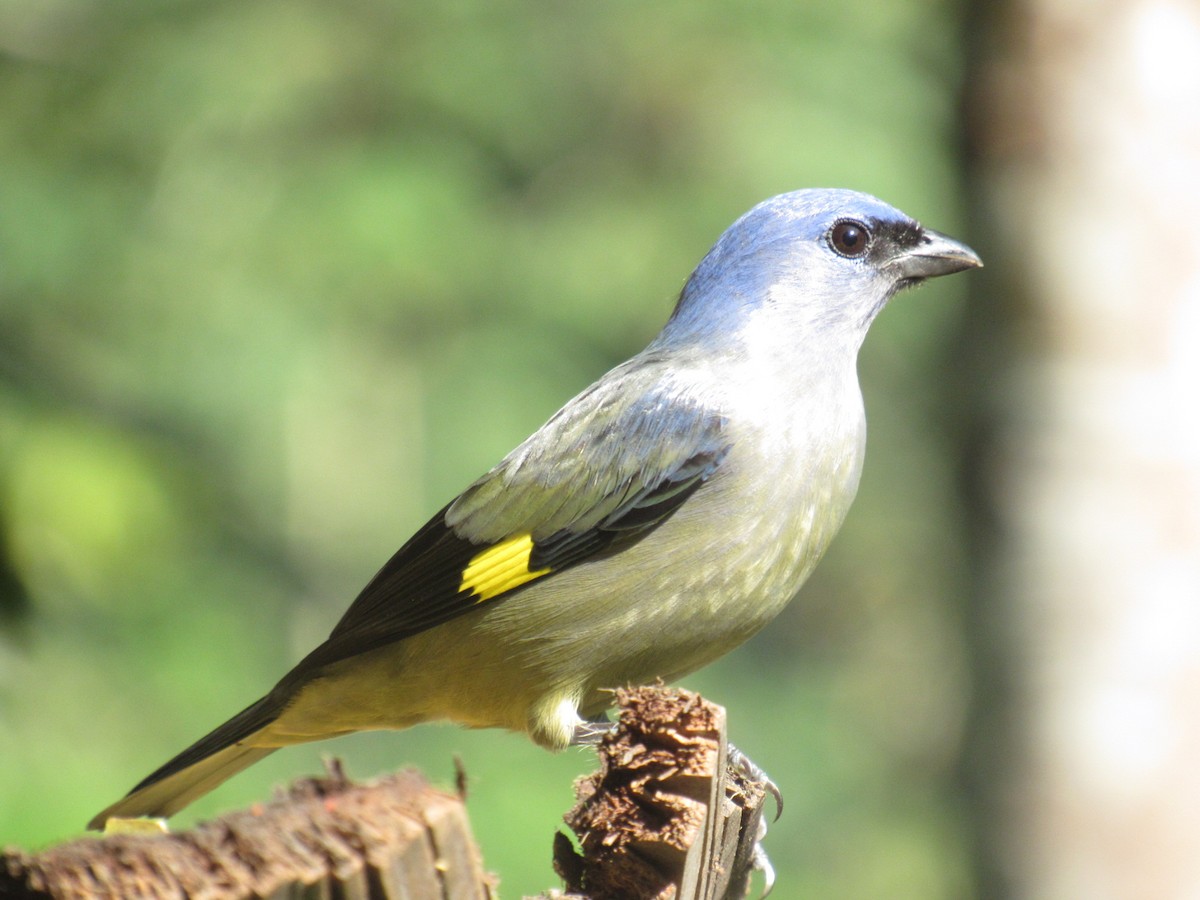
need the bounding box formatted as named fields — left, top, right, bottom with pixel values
left=0, top=2, right=976, bottom=896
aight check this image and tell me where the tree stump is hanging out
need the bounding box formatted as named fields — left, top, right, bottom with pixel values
left=549, top=686, right=769, bottom=900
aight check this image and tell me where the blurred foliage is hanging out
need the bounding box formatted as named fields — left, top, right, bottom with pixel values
left=0, top=1, right=974, bottom=896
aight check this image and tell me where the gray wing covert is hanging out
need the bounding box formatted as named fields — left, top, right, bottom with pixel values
left=302, top=358, right=731, bottom=670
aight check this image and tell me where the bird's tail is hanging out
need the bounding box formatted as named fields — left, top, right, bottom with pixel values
left=88, top=692, right=286, bottom=830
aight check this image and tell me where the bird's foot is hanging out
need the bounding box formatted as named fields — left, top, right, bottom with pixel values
left=727, top=742, right=781, bottom=898
left=751, top=817, right=777, bottom=897
left=727, top=742, right=783, bottom=821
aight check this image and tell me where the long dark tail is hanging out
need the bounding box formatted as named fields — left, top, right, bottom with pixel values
left=88, top=692, right=286, bottom=830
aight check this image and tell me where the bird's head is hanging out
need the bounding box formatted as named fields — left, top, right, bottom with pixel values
left=661, top=188, right=981, bottom=352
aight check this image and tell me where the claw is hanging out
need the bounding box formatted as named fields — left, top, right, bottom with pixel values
left=762, top=779, right=784, bottom=823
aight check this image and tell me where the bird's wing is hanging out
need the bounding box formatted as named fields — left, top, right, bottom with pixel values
left=305, top=357, right=730, bottom=670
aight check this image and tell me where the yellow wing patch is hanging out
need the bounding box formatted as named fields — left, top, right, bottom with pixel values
left=460, top=533, right=552, bottom=602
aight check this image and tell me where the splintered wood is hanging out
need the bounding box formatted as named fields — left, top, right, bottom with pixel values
left=552, top=686, right=768, bottom=900
left=1, top=761, right=493, bottom=900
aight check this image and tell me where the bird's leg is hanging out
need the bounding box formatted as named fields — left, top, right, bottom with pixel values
left=570, top=714, right=615, bottom=746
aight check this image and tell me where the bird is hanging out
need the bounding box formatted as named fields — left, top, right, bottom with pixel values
left=89, top=188, right=981, bottom=830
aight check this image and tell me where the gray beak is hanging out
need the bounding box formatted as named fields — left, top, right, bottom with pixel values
left=893, top=228, right=983, bottom=281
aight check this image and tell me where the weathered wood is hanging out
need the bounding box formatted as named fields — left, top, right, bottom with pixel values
left=1, top=761, right=494, bottom=900
left=550, top=686, right=767, bottom=900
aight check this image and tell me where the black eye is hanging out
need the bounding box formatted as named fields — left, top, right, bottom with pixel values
left=829, top=219, right=871, bottom=257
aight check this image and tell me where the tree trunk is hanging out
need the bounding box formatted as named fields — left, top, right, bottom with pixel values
left=962, top=1, right=1200, bottom=897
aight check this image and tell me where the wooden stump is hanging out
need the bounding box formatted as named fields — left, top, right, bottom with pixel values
left=1, top=761, right=493, bottom=899
left=549, top=686, right=769, bottom=900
